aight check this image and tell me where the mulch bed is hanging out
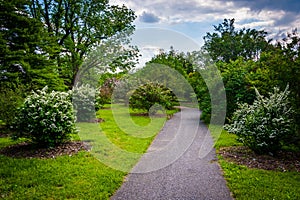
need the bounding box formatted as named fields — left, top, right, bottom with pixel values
left=0, top=141, right=90, bottom=159
left=219, top=146, right=300, bottom=172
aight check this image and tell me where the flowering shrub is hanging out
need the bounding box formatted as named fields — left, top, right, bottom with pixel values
left=72, top=84, right=100, bottom=122
left=13, top=87, right=77, bottom=147
left=224, top=86, right=294, bottom=154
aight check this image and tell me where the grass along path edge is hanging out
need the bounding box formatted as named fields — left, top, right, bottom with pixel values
left=210, top=127, right=300, bottom=200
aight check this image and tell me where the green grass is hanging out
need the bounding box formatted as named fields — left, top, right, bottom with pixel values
left=76, top=104, right=174, bottom=172
left=210, top=127, right=300, bottom=200
left=209, top=125, right=242, bottom=149
left=0, top=137, right=18, bottom=149
left=98, top=104, right=166, bottom=152
left=0, top=104, right=173, bottom=199
left=219, top=158, right=300, bottom=200
left=0, top=152, right=125, bottom=199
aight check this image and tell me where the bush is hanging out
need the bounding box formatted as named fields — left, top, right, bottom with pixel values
left=224, top=86, right=295, bottom=154
left=73, top=84, right=100, bottom=122
left=0, top=86, right=24, bottom=128
left=129, top=82, right=178, bottom=114
left=13, top=87, right=77, bottom=147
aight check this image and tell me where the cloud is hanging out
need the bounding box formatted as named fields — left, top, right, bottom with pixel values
left=110, top=0, right=300, bottom=47
left=227, top=0, right=300, bottom=30
left=139, top=11, right=160, bottom=23
left=230, top=0, right=300, bottom=13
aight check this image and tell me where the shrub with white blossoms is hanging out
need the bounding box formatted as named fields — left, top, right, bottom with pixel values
left=224, top=86, right=295, bottom=154
left=13, top=87, right=77, bottom=147
left=72, top=84, right=101, bottom=122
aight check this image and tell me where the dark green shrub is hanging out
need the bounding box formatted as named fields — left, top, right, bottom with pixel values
left=129, top=82, right=178, bottom=114
left=0, top=86, right=24, bottom=128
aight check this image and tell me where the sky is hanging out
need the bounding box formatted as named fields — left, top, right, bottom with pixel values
left=110, top=0, right=300, bottom=66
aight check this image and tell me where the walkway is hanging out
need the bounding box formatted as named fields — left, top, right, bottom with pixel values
left=111, top=107, right=233, bottom=200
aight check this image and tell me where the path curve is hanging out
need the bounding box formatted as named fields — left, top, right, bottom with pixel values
left=111, top=107, right=233, bottom=200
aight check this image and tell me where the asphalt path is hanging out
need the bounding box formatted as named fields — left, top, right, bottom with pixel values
left=111, top=107, right=233, bottom=200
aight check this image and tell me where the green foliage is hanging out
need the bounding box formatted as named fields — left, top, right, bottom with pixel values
left=148, top=47, right=194, bottom=77
left=251, top=33, right=300, bottom=126
left=12, top=87, right=77, bottom=147
left=188, top=71, right=211, bottom=123
left=187, top=57, right=226, bottom=125
left=113, top=76, right=143, bottom=104
left=29, top=0, right=137, bottom=88
left=0, top=85, right=24, bottom=127
left=0, top=0, right=66, bottom=92
left=225, top=86, right=295, bottom=154
left=203, top=18, right=270, bottom=63
left=129, top=82, right=178, bottom=114
left=146, top=48, right=194, bottom=101
left=219, top=58, right=256, bottom=120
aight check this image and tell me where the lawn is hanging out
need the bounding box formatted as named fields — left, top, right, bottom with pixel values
left=77, top=104, right=176, bottom=172
left=0, top=104, right=176, bottom=199
left=211, top=128, right=300, bottom=200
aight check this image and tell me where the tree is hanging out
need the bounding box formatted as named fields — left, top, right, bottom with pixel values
left=146, top=48, right=194, bottom=100
left=0, top=0, right=65, bottom=91
left=148, top=47, right=194, bottom=77
left=218, top=58, right=257, bottom=120
left=203, top=18, right=271, bottom=63
left=29, top=0, right=137, bottom=87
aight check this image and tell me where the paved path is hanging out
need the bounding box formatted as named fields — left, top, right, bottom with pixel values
left=111, top=107, right=233, bottom=200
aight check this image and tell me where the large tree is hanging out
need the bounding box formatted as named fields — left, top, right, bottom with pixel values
left=0, top=0, right=65, bottom=91
left=29, top=0, right=137, bottom=87
left=203, top=18, right=271, bottom=63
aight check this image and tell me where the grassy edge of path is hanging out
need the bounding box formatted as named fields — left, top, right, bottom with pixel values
left=210, top=127, right=300, bottom=200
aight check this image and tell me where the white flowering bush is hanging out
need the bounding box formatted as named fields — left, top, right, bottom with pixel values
left=72, top=84, right=100, bottom=122
left=224, top=86, right=294, bottom=154
left=13, top=87, right=77, bottom=147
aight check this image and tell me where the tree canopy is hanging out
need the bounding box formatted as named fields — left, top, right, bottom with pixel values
left=0, top=0, right=137, bottom=90
left=0, top=0, right=65, bottom=91
left=29, top=0, right=137, bottom=87
left=203, top=18, right=271, bottom=63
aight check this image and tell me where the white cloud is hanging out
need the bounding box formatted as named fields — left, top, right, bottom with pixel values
left=111, top=0, right=300, bottom=47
